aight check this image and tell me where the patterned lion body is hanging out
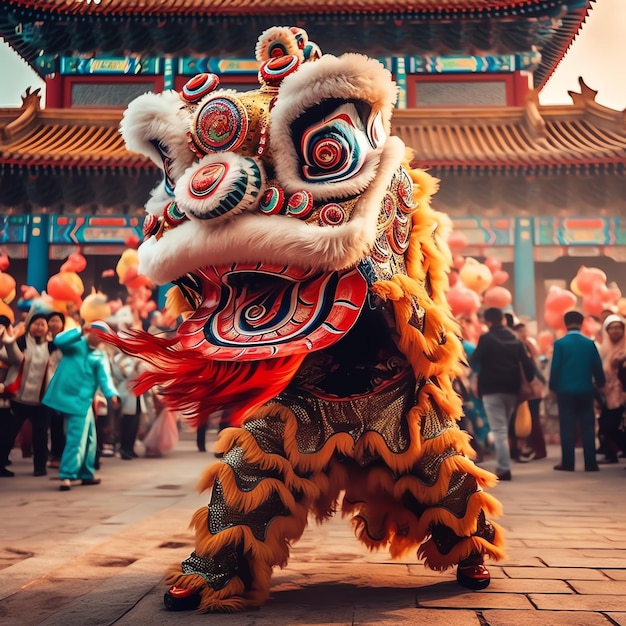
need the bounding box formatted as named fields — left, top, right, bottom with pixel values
left=110, top=26, right=504, bottom=612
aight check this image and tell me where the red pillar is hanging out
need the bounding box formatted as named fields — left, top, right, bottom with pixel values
left=45, top=74, right=64, bottom=108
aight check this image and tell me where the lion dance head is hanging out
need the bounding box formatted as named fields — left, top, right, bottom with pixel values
left=106, top=26, right=463, bottom=429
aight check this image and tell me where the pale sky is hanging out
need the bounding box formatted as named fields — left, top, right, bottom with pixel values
left=0, top=0, right=624, bottom=110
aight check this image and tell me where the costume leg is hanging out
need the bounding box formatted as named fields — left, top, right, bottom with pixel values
left=165, top=412, right=314, bottom=612
left=340, top=393, right=504, bottom=583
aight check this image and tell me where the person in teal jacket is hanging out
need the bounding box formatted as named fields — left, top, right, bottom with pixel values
left=42, top=322, right=120, bottom=491
left=549, top=310, right=606, bottom=472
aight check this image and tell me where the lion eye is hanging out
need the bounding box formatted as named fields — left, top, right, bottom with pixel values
left=294, top=101, right=375, bottom=184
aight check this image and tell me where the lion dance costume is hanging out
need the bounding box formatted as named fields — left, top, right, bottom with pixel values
left=105, top=26, right=505, bottom=612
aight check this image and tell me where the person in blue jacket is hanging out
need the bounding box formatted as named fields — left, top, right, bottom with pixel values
left=41, top=321, right=120, bottom=491
left=549, top=310, right=606, bottom=472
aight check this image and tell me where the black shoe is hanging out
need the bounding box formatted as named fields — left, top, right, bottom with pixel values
left=33, top=469, right=47, bottom=477
left=164, top=586, right=201, bottom=611
left=496, top=470, right=512, bottom=481
left=585, top=465, right=600, bottom=472
left=0, top=467, right=15, bottom=477
left=81, top=477, right=101, bottom=486
left=597, top=458, right=618, bottom=465
left=553, top=464, right=575, bottom=472
left=456, top=564, right=491, bottom=590
left=120, top=451, right=134, bottom=460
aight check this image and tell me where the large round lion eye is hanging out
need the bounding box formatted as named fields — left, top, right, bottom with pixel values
left=190, top=95, right=249, bottom=154
left=296, top=101, right=372, bottom=184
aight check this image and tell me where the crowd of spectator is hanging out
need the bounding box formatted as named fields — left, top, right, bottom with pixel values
left=456, top=306, right=626, bottom=480
left=0, top=305, right=181, bottom=488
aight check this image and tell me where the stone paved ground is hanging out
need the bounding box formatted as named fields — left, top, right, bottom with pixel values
left=1, top=431, right=625, bottom=626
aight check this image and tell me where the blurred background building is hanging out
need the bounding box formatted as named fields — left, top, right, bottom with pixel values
left=0, top=0, right=624, bottom=319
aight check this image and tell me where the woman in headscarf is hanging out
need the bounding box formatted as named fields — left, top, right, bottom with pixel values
left=597, top=314, right=626, bottom=464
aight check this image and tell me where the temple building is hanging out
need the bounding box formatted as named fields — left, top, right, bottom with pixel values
left=0, top=0, right=624, bottom=318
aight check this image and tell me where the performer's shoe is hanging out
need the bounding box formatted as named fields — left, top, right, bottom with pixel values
left=59, top=479, right=72, bottom=491
left=81, top=477, right=101, bottom=486
left=163, top=586, right=201, bottom=611
left=33, top=469, right=47, bottom=477
left=0, top=467, right=15, bottom=477
left=553, top=464, right=574, bottom=472
left=456, top=563, right=491, bottom=590
left=495, top=469, right=511, bottom=481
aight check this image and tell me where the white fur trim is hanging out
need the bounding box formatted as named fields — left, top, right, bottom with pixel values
left=175, top=153, right=267, bottom=222
left=120, top=90, right=194, bottom=184
left=255, top=26, right=304, bottom=63
left=270, top=53, right=397, bottom=199
left=138, top=136, right=406, bottom=284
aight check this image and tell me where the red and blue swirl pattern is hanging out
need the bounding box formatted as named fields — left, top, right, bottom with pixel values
left=176, top=264, right=368, bottom=360
left=300, top=112, right=366, bottom=183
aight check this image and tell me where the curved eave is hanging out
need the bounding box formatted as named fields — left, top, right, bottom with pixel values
left=1, top=0, right=590, bottom=18
left=3, top=91, right=625, bottom=175
left=393, top=100, right=626, bottom=174
left=532, top=2, right=593, bottom=90
left=0, top=108, right=153, bottom=173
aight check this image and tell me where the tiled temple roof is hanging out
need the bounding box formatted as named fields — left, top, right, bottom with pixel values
left=1, top=1, right=593, bottom=88
left=0, top=89, right=147, bottom=172
left=394, top=81, right=626, bottom=173
left=0, top=1, right=592, bottom=17
left=2, top=79, right=623, bottom=175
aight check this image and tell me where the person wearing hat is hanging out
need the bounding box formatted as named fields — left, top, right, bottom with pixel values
left=597, top=314, right=626, bottom=464
left=42, top=320, right=120, bottom=490
left=0, top=311, right=57, bottom=477
left=549, top=310, right=606, bottom=472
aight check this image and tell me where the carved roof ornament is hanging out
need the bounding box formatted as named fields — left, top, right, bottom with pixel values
left=568, top=77, right=626, bottom=133
left=568, top=77, right=600, bottom=107
left=0, top=87, right=41, bottom=142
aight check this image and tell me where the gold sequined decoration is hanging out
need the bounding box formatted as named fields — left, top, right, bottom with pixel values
left=221, top=445, right=282, bottom=492
left=242, top=416, right=286, bottom=455
left=416, top=447, right=461, bottom=486
left=419, top=401, right=458, bottom=441
left=435, top=470, right=479, bottom=520
left=181, top=549, right=240, bottom=591
left=275, top=375, right=413, bottom=459
left=208, top=479, right=289, bottom=540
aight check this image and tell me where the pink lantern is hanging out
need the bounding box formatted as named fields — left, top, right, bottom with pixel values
left=60, top=249, right=87, bottom=274
left=483, top=286, right=512, bottom=309
left=491, top=269, right=509, bottom=286
left=574, top=266, right=607, bottom=296
left=446, top=284, right=481, bottom=318
left=458, top=258, right=493, bottom=294
left=483, top=257, right=502, bottom=274
left=544, top=285, right=577, bottom=313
